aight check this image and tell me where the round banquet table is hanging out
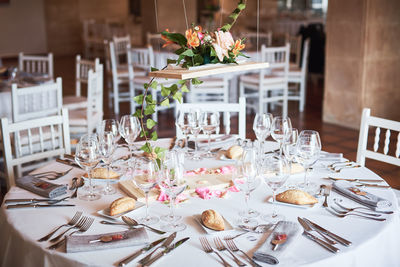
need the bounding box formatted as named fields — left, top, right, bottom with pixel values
left=1, top=139, right=400, bottom=267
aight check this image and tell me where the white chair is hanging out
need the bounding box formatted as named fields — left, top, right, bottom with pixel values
left=146, top=32, right=161, bottom=48
left=82, top=19, right=107, bottom=59
left=18, top=53, right=54, bottom=79
left=356, top=108, right=400, bottom=205
left=175, top=97, right=246, bottom=139
left=240, top=44, right=290, bottom=117
left=188, top=76, right=230, bottom=103
left=0, top=108, right=71, bottom=189
left=68, top=67, right=103, bottom=136
left=112, top=35, right=131, bottom=66
left=243, top=31, right=273, bottom=51
left=130, top=46, right=154, bottom=73
left=63, top=55, right=101, bottom=110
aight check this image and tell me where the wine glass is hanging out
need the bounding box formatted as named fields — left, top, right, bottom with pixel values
left=232, top=148, right=261, bottom=227
left=100, top=119, right=120, bottom=143
left=253, top=113, right=273, bottom=155
left=75, top=134, right=102, bottom=201
left=175, top=110, right=192, bottom=153
left=261, top=154, right=291, bottom=223
left=295, top=130, right=322, bottom=193
left=271, top=116, right=292, bottom=156
left=283, top=128, right=299, bottom=163
left=98, top=131, right=116, bottom=195
left=119, top=115, right=141, bottom=158
left=131, top=158, right=160, bottom=225
left=188, top=110, right=201, bottom=161
left=158, top=151, right=187, bottom=232
left=199, top=111, right=220, bottom=158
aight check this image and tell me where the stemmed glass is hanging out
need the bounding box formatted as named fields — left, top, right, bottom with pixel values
left=175, top=110, right=192, bottom=153
left=131, top=158, right=160, bottom=225
left=158, top=151, right=187, bottom=232
left=283, top=129, right=299, bottom=163
left=98, top=131, right=116, bottom=195
left=119, top=115, right=141, bottom=158
left=188, top=110, right=201, bottom=161
left=295, top=130, right=322, bottom=193
left=232, top=148, right=261, bottom=227
left=199, top=111, right=220, bottom=158
left=100, top=119, right=120, bottom=143
left=261, top=154, right=291, bottom=223
left=253, top=113, right=273, bottom=155
left=271, top=116, right=292, bottom=156
left=75, top=134, right=102, bottom=201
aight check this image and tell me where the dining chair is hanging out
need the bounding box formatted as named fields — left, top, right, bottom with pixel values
left=112, top=35, right=131, bottom=66
left=239, top=44, right=290, bottom=117
left=18, top=52, right=54, bottom=79
left=68, top=67, right=103, bottom=137
left=243, top=31, right=273, bottom=52
left=82, top=19, right=106, bottom=58
left=285, top=34, right=302, bottom=67
left=356, top=108, right=400, bottom=205
left=63, top=55, right=101, bottom=110
left=188, top=75, right=230, bottom=103
left=0, top=108, right=71, bottom=189
left=146, top=32, right=162, bottom=48
left=175, top=97, right=246, bottom=139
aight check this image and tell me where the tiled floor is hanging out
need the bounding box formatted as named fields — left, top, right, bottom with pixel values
left=1, top=55, right=399, bottom=202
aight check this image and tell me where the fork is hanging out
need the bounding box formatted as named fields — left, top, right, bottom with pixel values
left=225, top=239, right=262, bottom=267
left=331, top=204, right=382, bottom=217
left=38, top=211, right=82, bottom=242
left=223, top=232, right=248, bottom=240
left=31, top=168, right=73, bottom=178
left=331, top=164, right=361, bottom=173
left=214, top=237, right=245, bottom=266
left=333, top=199, right=394, bottom=214
left=49, top=216, right=88, bottom=242
left=326, top=207, right=386, bottom=221
left=48, top=217, right=94, bottom=250
left=199, top=237, right=232, bottom=267
left=327, top=160, right=350, bottom=168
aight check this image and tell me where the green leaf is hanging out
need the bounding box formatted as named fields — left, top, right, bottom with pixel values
left=181, top=49, right=195, bottom=57
left=140, top=129, right=149, bottom=137
left=177, top=79, right=186, bottom=85
left=221, top=24, right=231, bottom=32
left=167, top=59, right=177, bottom=65
left=140, top=142, right=152, bottom=153
left=174, top=47, right=185, bottom=55
left=238, top=3, right=246, bottom=10
left=150, top=131, right=158, bottom=141
left=191, top=78, right=203, bottom=85
left=144, top=104, right=155, bottom=115
left=154, top=146, right=166, bottom=154
left=229, top=13, right=239, bottom=20
left=161, top=85, right=170, bottom=97
left=173, top=91, right=183, bottom=103
left=143, top=83, right=149, bottom=89
left=181, top=84, right=189, bottom=93
left=150, top=67, right=159, bottom=72
left=145, top=94, right=155, bottom=104
left=160, top=98, right=170, bottom=106
left=133, top=109, right=143, bottom=119
left=134, top=94, right=144, bottom=105
left=161, top=31, right=187, bottom=46
left=146, top=118, right=157, bottom=129
left=150, top=81, right=158, bottom=89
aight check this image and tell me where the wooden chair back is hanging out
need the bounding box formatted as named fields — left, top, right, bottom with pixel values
left=18, top=53, right=54, bottom=78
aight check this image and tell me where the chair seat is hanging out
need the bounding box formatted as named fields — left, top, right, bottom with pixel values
left=63, top=96, right=87, bottom=110
left=69, top=108, right=101, bottom=125
left=240, top=74, right=286, bottom=85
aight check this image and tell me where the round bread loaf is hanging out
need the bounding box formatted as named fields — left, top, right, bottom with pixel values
left=110, top=197, right=136, bottom=216
left=276, top=189, right=318, bottom=205
left=201, top=209, right=225, bottom=231
left=226, top=145, right=243, bottom=160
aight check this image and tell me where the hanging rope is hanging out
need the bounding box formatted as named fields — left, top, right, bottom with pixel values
left=220, top=0, right=224, bottom=27
left=182, top=0, right=189, bottom=30
left=256, top=0, right=260, bottom=61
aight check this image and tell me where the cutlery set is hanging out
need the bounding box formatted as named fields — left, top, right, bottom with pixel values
left=5, top=196, right=73, bottom=209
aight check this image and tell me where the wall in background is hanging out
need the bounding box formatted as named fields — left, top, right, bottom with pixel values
left=0, top=0, right=47, bottom=56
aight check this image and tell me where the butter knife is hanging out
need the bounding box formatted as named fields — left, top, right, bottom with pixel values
left=6, top=204, right=75, bottom=209
left=117, top=237, right=166, bottom=266
left=141, top=237, right=190, bottom=266
left=138, top=232, right=176, bottom=264
left=298, top=218, right=339, bottom=253
left=324, top=177, right=382, bottom=183
left=302, top=218, right=352, bottom=246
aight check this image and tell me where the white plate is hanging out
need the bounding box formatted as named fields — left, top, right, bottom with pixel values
left=267, top=196, right=318, bottom=209
left=97, top=202, right=145, bottom=220
left=193, top=214, right=234, bottom=234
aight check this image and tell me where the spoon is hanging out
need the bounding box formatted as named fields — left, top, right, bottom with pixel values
left=69, top=177, right=77, bottom=190
left=121, top=216, right=166, bottom=234
left=238, top=223, right=274, bottom=233
left=71, top=177, right=84, bottom=199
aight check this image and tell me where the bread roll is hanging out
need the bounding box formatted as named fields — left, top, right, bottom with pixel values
left=276, top=189, right=318, bottom=205
left=89, top=168, right=120, bottom=179
left=201, top=209, right=225, bottom=231
left=110, top=197, right=136, bottom=216
left=226, top=145, right=243, bottom=160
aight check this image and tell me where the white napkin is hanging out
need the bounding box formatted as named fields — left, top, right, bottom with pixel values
left=253, top=221, right=301, bottom=265
left=332, top=180, right=392, bottom=210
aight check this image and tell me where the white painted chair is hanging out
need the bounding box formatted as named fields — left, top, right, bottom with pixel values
left=146, top=32, right=161, bottom=48
left=18, top=53, right=54, bottom=79
left=243, top=31, right=273, bottom=51
left=130, top=46, right=154, bottom=73
left=356, top=108, right=400, bottom=206
left=68, top=67, right=103, bottom=136
left=63, top=55, right=101, bottom=110
left=188, top=76, right=230, bottom=103
left=0, top=108, right=71, bottom=189
left=112, top=35, right=131, bottom=66
left=285, top=34, right=302, bottom=67
left=82, top=19, right=107, bottom=59
left=240, top=44, right=290, bottom=117
left=175, top=97, right=246, bottom=139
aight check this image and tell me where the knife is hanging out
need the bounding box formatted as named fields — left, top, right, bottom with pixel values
left=302, top=218, right=352, bottom=246
left=5, top=196, right=69, bottom=204
left=138, top=232, right=177, bottom=264
left=356, top=184, right=391, bottom=188
left=298, top=217, right=336, bottom=245
left=141, top=237, right=190, bottom=266
left=297, top=217, right=339, bottom=253
left=6, top=204, right=75, bottom=209
left=117, top=237, right=167, bottom=267
left=56, top=158, right=81, bottom=168
left=324, top=177, right=382, bottom=183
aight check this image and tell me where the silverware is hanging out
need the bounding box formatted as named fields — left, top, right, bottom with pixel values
left=326, top=208, right=386, bottom=221
left=324, top=177, right=382, bottom=183
left=322, top=185, right=330, bottom=208
left=225, top=239, right=262, bottom=267
left=141, top=237, right=190, bottom=266
left=298, top=218, right=336, bottom=245
left=31, top=167, right=73, bottom=177
left=50, top=216, right=89, bottom=242
left=100, top=220, right=130, bottom=226
left=199, top=237, right=232, bottom=267
left=6, top=204, right=75, bottom=209
left=38, top=211, right=83, bottom=242
left=355, top=183, right=390, bottom=189
left=56, top=158, right=81, bottom=168
left=331, top=164, right=361, bottom=173
left=138, top=232, right=176, bottom=264
left=117, top=237, right=167, bottom=266
left=223, top=232, right=248, bottom=240
left=298, top=218, right=339, bottom=253
left=69, top=177, right=77, bottom=190
left=70, top=177, right=84, bottom=199
left=214, top=237, right=245, bottom=266
left=5, top=197, right=68, bottom=204
left=122, top=216, right=166, bottom=234
left=333, top=199, right=393, bottom=215
left=327, top=160, right=350, bottom=168
left=331, top=204, right=382, bottom=217
left=301, top=218, right=352, bottom=246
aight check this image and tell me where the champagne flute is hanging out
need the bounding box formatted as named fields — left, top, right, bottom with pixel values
left=271, top=116, right=292, bottom=156
left=158, top=151, right=187, bottom=232
left=253, top=113, right=273, bottom=155
left=295, top=130, right=322, bottom=193
left=175, top=110, right=192, bottom=153
left=75, top=134, right=101, bottom=201
left=188, top=110, right=201, bottom=161
left=232, top=148, right=261, bottom=227
left=261, top=154, right=291, bottom=223
left=119, top=115, right=141, bottom=158
left=98, top=131, right=116, bottom=195
left=199, top=111, right=220, bottom=158
left=131, top=158, right=160, bottom=225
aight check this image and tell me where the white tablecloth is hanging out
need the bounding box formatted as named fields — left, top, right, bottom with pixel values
left=1, top=140, right=400, bottom=267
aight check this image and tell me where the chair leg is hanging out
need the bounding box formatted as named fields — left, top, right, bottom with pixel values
left=113, top=81, right=119, bottom=115
left=283, top=87, right=288, bottom=118
left=300, top=79, right=305, bottom=112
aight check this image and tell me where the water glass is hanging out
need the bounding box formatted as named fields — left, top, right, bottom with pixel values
left=188, top=110, right=201, bottom=161
left=271, top=116, right=292, bottom=156
left=98, top=131, right=116, bottom=195
left=199, top=111, right=220, bottom=157
left=253, top=113, right=273, bottom=154
left=175, top=110, right=192, bottom=153
left=119, top=115, right=141, bottom=156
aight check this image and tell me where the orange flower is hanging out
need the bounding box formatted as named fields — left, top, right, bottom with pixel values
left=185, top=29, right=200, bottom=48
left=161, top=29, right=174, bottom=48
left=232, top=39, right=245, bottom=57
